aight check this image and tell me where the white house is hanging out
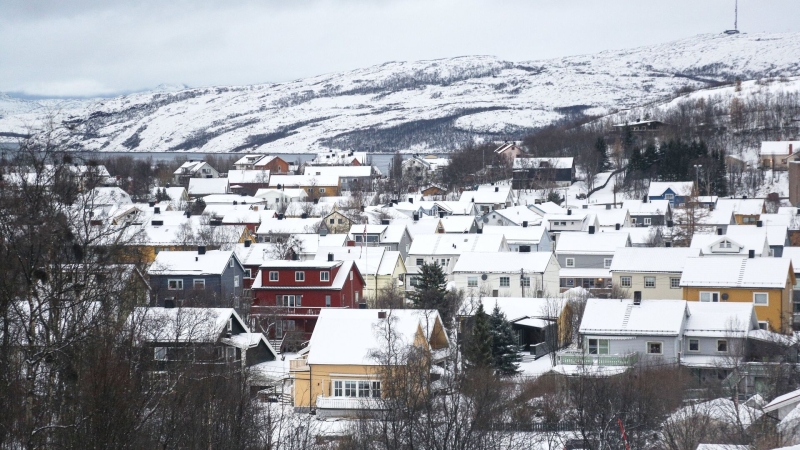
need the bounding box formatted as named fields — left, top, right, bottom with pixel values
left=458, top=184, right=515, bottom=213
left=451, top=251, right=560, bottom=297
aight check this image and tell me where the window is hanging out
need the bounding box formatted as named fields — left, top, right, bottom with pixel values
left=355, top=292, right=359, bottom=303
left=269, top=271, right=279, bottom=282
left=643, top=218, right=652, bottom=225
left=754, top=292, right=768, bottom=306
left=699, top=291, right=719, bottom=302
left=279, top=295, right=300, bottom=307
left=344, top=381, right=357, bottom=397
left=350, top=271, right=353, bottom=280
left=521, top=276, right=531, bottom=287
left=467, top=277, right=478, bottom=288
left=565, top=258, right=575, bottom=268
left=604, top=258, right=612, bottom=268
left=670, top=278, right=680, bottom=289
left=319, top=188, right=326, bottom=193
left=566, top=279, right=574, bottom=287
left=758, top=321, right=769, bottom=330
left=225, top=347, right=236, bottom=362
left=168, top=279, right=184, bottom=290
left=358, top=381, right=370, bottom=397
left=588, top=339, right=609, bottom=355
left=717, top=340, right=728, bottom=353
left=295, top=271, right=305, bottom=282
left=371, top=381, right=381, bottom=398
left=338, top=219, right=344, bottom=224
left=499, top=277, right=510, bottom=287
left=193, top=279, right=205, bottom=290
left=665, top=193, right=675, bottom=201
left=325, top=295, right=331, bottom=307
left=227, top=318, right=233, bottom=332
left=620, top=276, right=632, bottom=288
left=244, top=269, right=252, bottom=278
left=688, top=339, right=699, bottom=352
left=631, top=218, right=637, bottom=224
left=234, top=276, right=239, bottom=288
left=644, top=277, right=656, bottom=288
left=154, top=347, right=167, bottom=361
left=647, top=342, right=663, bottom=355
left=329, top=219, right=335, bottom=224
left=229, top=259, right=234, bottom=268
left=320, top=271, right=330, bottom=282
left=439, top=258, right=450, bottom=267
left=334, top=380, right=343, bottom=397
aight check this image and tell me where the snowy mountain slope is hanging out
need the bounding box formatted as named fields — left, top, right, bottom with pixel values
left=1, top=32, right=799, bottom=153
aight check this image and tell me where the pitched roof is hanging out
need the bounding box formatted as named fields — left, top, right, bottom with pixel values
left=684, top=302, right=756, bottom=338
left=458, top=184, right=513, bottom=204
left=269, top=174, right=340, bottom=187
left=760, top=141, right=800, bottom=156
left=256, top=217, right=322, bottom=235
left=648, top=181, right=694, bottom=197
left=460, top=297, right=567, bottom=322
left=765, top=388, right=800, bottom=413
left=555, top=231, right=630, bottom=255
left=407, top=234, right=506, bottom=256
left=453, top=252, right=553, bottom=274
left=129, top=307, right=245, bottom=343
left=438, top=215, right=476, bottom=233
left=609, top=247, right=701, bottom=273
left=480, top=225, right=548, bottom=243
left=580, top=299, right=686, bottom=336
left=188, top=178, right=229, bottom=195
left=486, top=205, right=544, bottom=225
left=622, top=199, right=670, bottom=215
left=148, top=250, right=237, bottom=276
left=680, top=257, right=792, bottom=288
left=228, top=169, right=271, bottom=184
left=302, top=165, right=373, bottom=178
left=715, top=198, right=765, bottom=215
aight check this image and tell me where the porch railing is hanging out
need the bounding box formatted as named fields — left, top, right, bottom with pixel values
left=557, top=350, right=639, bottom=367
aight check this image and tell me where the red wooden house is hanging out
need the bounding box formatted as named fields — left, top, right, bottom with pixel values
left=250, top=256, right=366, bottom=342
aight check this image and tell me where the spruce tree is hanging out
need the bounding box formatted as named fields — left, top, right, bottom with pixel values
left=408, top=262, right=450, bottom=324
left=489, top=304, right=521, bottom=376
left=594, top=136, right=610, bottom=172
left=464, top=303, right=493, bottom=370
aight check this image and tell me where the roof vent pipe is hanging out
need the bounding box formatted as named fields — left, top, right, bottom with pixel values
left=328, top=252, right=334, bottom=262
left=749, top=249, right=755, bottom=258
left=198, top=246, right=206, bottom=255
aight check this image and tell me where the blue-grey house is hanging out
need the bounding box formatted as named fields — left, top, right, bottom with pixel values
left=148, top=247, right=247, bottom=316
left=647, top=181, right=694, bottom=206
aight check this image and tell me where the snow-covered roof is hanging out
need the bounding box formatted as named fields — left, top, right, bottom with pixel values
left=452, top=252, right=554, bottom=274
left=129, top=307, right=245, bottom=343
left=314, top=246, right=392, bottom=276
left=555, top=231, right=630, bottom=255
left=559, top=268, right=611, bottom=278
left=689, top=233, right=767, bottom=256
left=458, top=184, right=513, bottom=204
left=438, top=215, right=476, bottom=233
left=234, top=242, right=282, bottom=266
left=609, top=247, right=701, bottom=273
left=254, top=260, right=360, bottom=290
left=622, top=199, right=670, bottom=215
left=269, top=174, right=340, bottom=187
left=221, top=332, right=278, bottom=361
left=512, top=157, right=574, bottom=169
left=174, top=161, right=209, bottom=175
left=759, top=213, right=794, bottom=227
left=233, top=154, right=266, bottom=166
left=726, top=223, right=787, bottom=247
left=648, top=181, right=693, bottom=197
left=580, top=298, right=686, bottom=336
left=407, top=234, right=506, bottom=256
left=591, top=208, right=629, bottom=227
left=760, top=141, right=800, bottom=156
left=202, top=194, right=264, bottom=205
left=148, top=249, right=237, bottom=276
left=716, top=198, right=764, bottom=216
left=84, top=187, right=133, bottom=206
left=684, top=302, right=756, bottom=338
left=765, top=389, right=800, bottom=413
left=680, top=256, right=792, bottom=288
left=487, top=205, right=545, bottom=225
left=302, top=165, right=373, bottom=178
left=253, top=188, right=308, bottom=199
left=188, top=178, right=229, bottom=195
left=480, top=225, right=548, bottom=243
left=306, top=309, right=446, bottom=366
left=256, top=217, right=322, bottom=235
left=667, top=398, right=762, bottom=428
left=529, top=202, right=566, bottom=215
left=294, top=233, right=349, bottom=255
left=228, top=169, right=271, bottom=184
left=460, top=297, right=567, bottom=322
left=783, top=248, right=800, bottom=274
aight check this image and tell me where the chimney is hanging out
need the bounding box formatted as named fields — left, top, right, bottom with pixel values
left=408, top=198, right=413, bottom=204
left=522, top=221, right=528, bottom=228
left=154, top=207, right=160, bottom=214
left=148, top=201, right=155, bottom=207
left=313, top=198, right=319, bottom=204
left=327, top=252, right=334, bottom=262
left=615, top=223, right=620, bottom=230
left=494, top=186, right=499, bottom=192
left=717, top=228, right=723, bottom=235
left=439, top=211, right=446, bottom=218
left=567, top=209, right=572, bottom=216
left=301, top=213, right=308, bottom=219
left=413, top=213, right=419, bottom=222
left=244, top=240, right=252, bottom=248
left=378, top=311, right=387, bottom=319
left=605, top=204, right=611, bottom=210
left=748, top=249, right=755, bottom=258
left=185, top=211, right=191, bottom=218
left=582, top=205, right=588, bottom=209
left=292, top=253, right=299, bottom=261
left=633, top=291, right=642, bottom=305
left=477, top=227, right=483, bottom=234
left=791, top=143, right=794, bottom=155
left=278, top=213, right=284, bottom=220
left=588, top=226, right=595, bottom=234
left=233, top=201, right=238, bottom=205
left=756, top=220, right=763, bottom=227
left=198, top=246, right=206, bottom=255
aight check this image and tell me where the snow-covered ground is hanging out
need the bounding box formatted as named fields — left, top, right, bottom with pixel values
left=2, top=32, right=799, bottom=154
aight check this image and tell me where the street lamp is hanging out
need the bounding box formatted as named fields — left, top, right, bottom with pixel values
left=693, top=164, right=703, bottom=195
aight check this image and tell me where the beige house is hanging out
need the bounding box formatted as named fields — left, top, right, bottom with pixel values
left=760, top=141, right=800, bottom=170
left=315, top=246, right=406, bottom=303
left=609, top=247, right=701, bottom=300
left=322, top=208, right=354, bottom=234
left=290, top=309, right=449, bottom=416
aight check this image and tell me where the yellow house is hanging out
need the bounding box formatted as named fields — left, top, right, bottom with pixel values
left=680, top=256, right=795, bottom=333
left=321, top=208, right=354, bottom=234
left=290, top=309, right=449, bottom=416
left=716, top=198, right=766, bottom=225
left=314, top=246, right=407, bottom=303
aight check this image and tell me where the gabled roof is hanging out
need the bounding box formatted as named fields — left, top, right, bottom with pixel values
left=302, top=165, right=374, bottom=178
left=459, top=297, right=567, bottom=323
left=690, top=233, right=767, bottom=256
left=529, top=202, right=566, bottom=215
left=314, top=246, right=388, bottom=276
left=256, top=217, right=322, bottom=235
left=269, top=174, right=339, bottom=187
left=407, top=234, right=506, bottom=256
left=306, top=309, right=446, bottom=366
left=234, top=242, right=281, bottom=266
left=485, top=205, right=544, bottom=226
left=680, top=256, right=792, bottom=288
left=228, top=169, right=271, bottom=184
left=684, top=302, right=756, bottom=338
left=294, top=233, right=349, bottom=255
left=760, top=141, right=800, bottom=156
left=555, top=231, right=630, bottom=255
left=715, top=198, right=765, bottom=216
left=174, top=161, right=211, bottom=175
left=580, top=299, right=686, bottom=336
left=188, top=178, right=229, bottom=195
left=254, top=260, right=363, bottom=289
left=648, top=181, right=693, bottom=197
left=202, top=194, right=264, bottom=205
left=480, top=225, right=548, bottom=243
left=458, top=184, right=513, bottom=204
left=609, top=247, right=700, bottom=273
left=621, top=199, right=670, bottom=216
left=452, top=252, right=554, bottom=274
left=148, top=250, right=238, bottom=276
left=234, top=154, right=266, bottom=166
left=765, top=388, right=800, bottom=413
left=438, top=215, right=476, bottom=233
left=129, top=307, right=246, bottom=343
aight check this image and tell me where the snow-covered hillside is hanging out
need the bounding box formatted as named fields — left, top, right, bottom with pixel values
left=1, top=32, right=799, bottom=153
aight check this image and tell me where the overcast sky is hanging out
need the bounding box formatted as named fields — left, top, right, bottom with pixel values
left=2, top=0, right=799, bottom=98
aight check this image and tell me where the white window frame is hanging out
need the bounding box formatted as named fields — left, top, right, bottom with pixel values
left=320, top=271, right=330, bottom=282
left=521, top=276, right=531, bottom=287
left=325, top=295, right=331, bottom=307
left=333, top=379, right=381, bottom=398
left=670, top=277, right=680, bottom=289
left=565, top=258, right=575, bottom=268
left=154, top=347, right=167, bottom=361
left=688, top=339, right=699, bottom=352
left=643, top=217, right=652, bottom=225
left=467, top=277, right=478, bottom=288
left=716, top=339, right=728, bottom=353
left=604, top=258, right=612, bottom=268
left=753, top=292, right=768, bottom=306
left=644, top=276, right=656, bottom=288
left=758, top=321, right=769, bottom=330
left=295, top=271, right=305, bottom=282
left=244, top=268, right=252, bottom=278
left=168, top=279, right=184, bottom=290
left=620, top=276, right=632, bottom=288
left=588, top=338, right=609, bottom=355
left=646, top=341, right=663, bottom=355
left=229, top=259, right=234, bottom=268
left=499, top=276, right=510, bottom=287
left=319, top=188, right=326, bottom=193
left=415, top=258, right=423, bottom=265
left=234, top=276, right=239, bottom=288
left=193, top=279, right=205, bottom=290
left=665, top=193, right=675, bottom=201
left=699, top=291, right=720, bottom=302
left=269, top=271, right=279, bottom=282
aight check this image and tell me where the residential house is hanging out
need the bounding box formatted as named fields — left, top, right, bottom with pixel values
left=622, top=199, right=673, bottom=227
left=612, top=119, right=666, bottom=133
left=405, top=234, right=508, bottom=281
left=401, top=155, right=449, bottom=185
left=555, top=230, right=631, bottom=295
left=322, top=208, right=354, bottom=234
left=188, top=178, right=230, bottom=198
left=458, top=184, right=515, bottom=213
left=303, top=165, right=376, bottom=192
left=512, top=157, right=575, bottom=189
left=289, top=309, right=448, bottom=415
left=310, top=149, right=367, bottom=166
left=233, top=240, right=281, bottom=289
left=545, top=210, right=599, bottom=241
left=254, top=187, right=308, bottom=210
left=681, top=302, right=758, bottom=376
left=674, top=205, right=736, bottom=236
left=648, top=181, right=694, bottom=206
left=680, top=256, right=795, bottom=332
left=481, top=224, right=553, bottom=252
left=293, top=233, right=349, bottom=261
left=480, top=205, right=544, bottom=227
left=589, top=206, right=632, bottom=230
left=314, top=246, right=406, bottom=303
left=493, top=141, right=524, bottom=163
left=451, top=252, right=560, bottom=297
left=727, top=222, right=789, bottom=257
left=618, top=226, right=667, bottom=247
left=760, top=141, right=800, bottom=170
left=250, top=260, right=367, bottom=341
left=253, top=155, right=290, bottom=174
left=609, top=247, right=701, bottom=300
left=147, top=248, right=248, bottom=316
left=256, top=217, right=325, bottom=241
left=173, top=161, right=219, bottom=186
left=781, top=247, right=800, bottom=328
left=228, top=170, right=271, bottom=196
left=151, top=186, right=189, bottom=210
left=420, top=184, right=448, bottom=199
left=349, top=223, right=413, bottom=259
left=437, top=215, right=478, bottom=233
left=716, top=198, right=766, bottom=225
left=234, top=154, right=267, bottom=171
left=690, top=233, right=770, bottom=258
left=269, top=174, right=340, bottom=198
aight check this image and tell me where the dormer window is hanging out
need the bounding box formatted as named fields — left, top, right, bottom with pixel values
left=720, top=240, right=732, bottom=249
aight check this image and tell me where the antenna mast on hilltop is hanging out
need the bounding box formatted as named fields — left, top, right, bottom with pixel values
left=725, top=0, right=740, bottom=34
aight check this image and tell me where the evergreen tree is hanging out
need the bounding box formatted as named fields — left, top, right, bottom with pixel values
left=464, top=303, right=493, bottom=370
left=713, top=149, right=729, bottom=197
left=489, top=304, right=521, bottom=376
left=594, top=136, right=610, bottom=172
left=408, top=262, right=450, bottom=324
left=628, top=148, right=644, bottom=173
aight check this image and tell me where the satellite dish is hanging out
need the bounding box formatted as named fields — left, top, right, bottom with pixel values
left=481, top=274, right=488, bottom=281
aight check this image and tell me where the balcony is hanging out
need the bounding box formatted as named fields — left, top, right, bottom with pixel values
left=315, top=395, right=385, bottom=411
left=556, top=350, right=639, bottom=367
left=250, top=306, right=349, bottom=317
left=289, top=359, right=309, bottom=372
